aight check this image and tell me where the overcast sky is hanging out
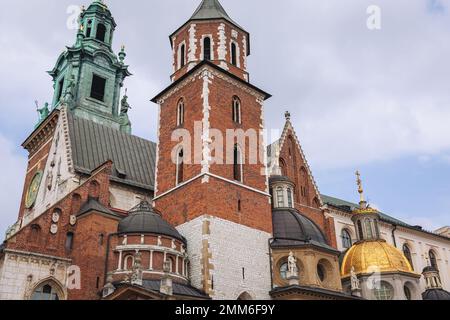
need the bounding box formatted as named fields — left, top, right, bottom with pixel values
left=0, top=0, right=449, bottom=236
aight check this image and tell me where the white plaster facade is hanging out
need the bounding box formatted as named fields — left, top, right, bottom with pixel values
left=0, top=250, right=71, bottom=300
left=177, top=215, right=272, bottom=300
left=329, top=207, right=450, bottom=294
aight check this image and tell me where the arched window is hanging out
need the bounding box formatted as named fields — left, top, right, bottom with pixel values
left=365, top=219, right=373, bottom=239
left=287, top=188, right=293, bottom=208
left=86, top=20, right=93, bottom=38
left=203, top=37, right=211, bottom=60
left=31, top=283, right=60, bottom=300
left=179, top=43, right=186, bottom=68
left=232, top=96, right=241, bottom=124
left=177, top=99, right=185, bottom=126
left=71, top=193, right=82, bottom=215
left=167, top=257, right=174, bottom=273
left=429, top=250, right=438, bottom=270
left=374, top=220, right=380, bottom=238
left=357, top=220, right=364, bottom=240
left=231, top=42, right=237, bottom=66
left=124, top=255, right=134, bottom=271
left=176, top=148, right=184, bottom=185
left=89, top=180, right=100, bottom=199
left=279, top=158, right=287, bottom=176
left=341, top=229, right=352, bottom=249
left=373, top=281, right=394, bottom=300
left=233, top=144, right=243, bottom=182
left=313, top=197, right=320, bottom=208
left=279, top=262, right=289, bottom=280
left=96, top=23, right=107, bottom=42
left=276, top=187, right=285, bottom=208
left=317, top=264, right=326, bottom=282
left=403, top=244, right=414, bottom=270
left=65, top=232, right=74, bottom=251
left=404, top=285, right=412, bottom=300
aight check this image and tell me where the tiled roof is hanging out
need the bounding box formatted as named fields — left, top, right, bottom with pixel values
left=67, top=112, right=156, bottom=191
left=320, top=194, right=410, bottom=227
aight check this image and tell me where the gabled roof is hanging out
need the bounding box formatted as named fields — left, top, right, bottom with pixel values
left=268, top=119, right=323, bottom=206
left=67, top=112, right=156, bottom=191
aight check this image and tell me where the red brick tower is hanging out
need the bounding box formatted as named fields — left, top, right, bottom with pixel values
left=152, top=0, right=273, bottom=299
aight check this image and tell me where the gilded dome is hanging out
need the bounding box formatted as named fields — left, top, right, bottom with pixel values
left=341, top=240, right=414, bottom=277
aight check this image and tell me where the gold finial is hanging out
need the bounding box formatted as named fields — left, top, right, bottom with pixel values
left=355, top=170, right=365, bottom=206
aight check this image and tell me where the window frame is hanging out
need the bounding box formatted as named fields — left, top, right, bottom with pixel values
left=90, top=74, right=107, bottom=102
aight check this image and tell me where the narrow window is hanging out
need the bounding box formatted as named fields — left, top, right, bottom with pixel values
left=233, top=144, right=243, bottom=182
left=403, top=244, right=414, bottom=270
left=231, top=42, right=237, bottom=66
left=232, top=96, right=241, bottom=124
left=203, top=37, right=211, bottom=60
left=177, top=99, right=185, bottom=126
left=429, top=250, right=438, bottom=270
left=180, top=44, right=186, bottom=68
left=99, top=234, right=104, bottom=246
left=341, top=229, right=352, bottom=249
left=96, top=23, right=107, bottom=42
left=56, top=77, right=65, bottom=102
left=238, top=199, right=241, bottom=212
left=276, top=187, right=285, bottom=208
left=86, top=20, right=92, bottom=37
left=176, top=149, right=184, bottom=185
left=65, top=232, right=74, bottom=251
left=357, top=220, right=364, bottom=240
left=365, top=219, right=373, bottom=239
left=90, top=75, right=106, bottom=101
left=287, top=188, right=293, bottom=208
left=242, top=268, right=245, bottom=280
left=96, top=277, right=100, bottom=289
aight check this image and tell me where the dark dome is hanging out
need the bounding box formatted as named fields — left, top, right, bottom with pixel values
left=269, top=175, right=293, bottom=184
left=422, top=265, right=438, bottom=273
left=422, top=289, right=450, bottom=300
left=118, top=202, right=185, bottom=243
left=272, top=208, right=330, bottom=248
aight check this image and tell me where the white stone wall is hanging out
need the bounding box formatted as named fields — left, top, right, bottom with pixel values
left=330, top=209, right=450, bottom=293
left=177, top=215, right=272, bottom=300
left=0, top=250, right=70, bottom=300
left=109, top=184, right=152, bottom=212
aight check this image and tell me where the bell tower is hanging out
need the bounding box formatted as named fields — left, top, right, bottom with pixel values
left=152, top=0, right=273, bottom=299
left=47, top=0, right=132, bottom=132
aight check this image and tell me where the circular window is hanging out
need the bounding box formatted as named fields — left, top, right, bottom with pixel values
left=404, top=285, right=412, bottom=300
left=317, top=264, right=326, bottom=282
left=373, top=281, right=394, bottom=300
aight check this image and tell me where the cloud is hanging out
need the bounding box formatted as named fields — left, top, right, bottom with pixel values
left=0, top=134, right=27, bottom=237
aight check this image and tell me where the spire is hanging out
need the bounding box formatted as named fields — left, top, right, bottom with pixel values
left=191, top=0, right=234, bottom=22
left=355, top=170, right=366, bottom=208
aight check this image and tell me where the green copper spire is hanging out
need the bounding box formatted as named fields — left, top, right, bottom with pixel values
left=45, top=0, right=132, bottom=133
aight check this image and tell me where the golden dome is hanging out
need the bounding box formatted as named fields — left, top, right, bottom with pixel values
left=341, top=240, right=415, bottom=277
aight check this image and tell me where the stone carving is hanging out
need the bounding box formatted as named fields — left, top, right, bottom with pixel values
left=157, top=236, right=162, bottom=246
left=130, top=251, right=143, bottom=286
left=36, top=101, right=50, bottom=122
left=288, top=251, right=298, bottom=275
left=171, top=239, right=177, bottom=250
left=120, top=90, right=131, bottom=115
left=122, top=235, right=128, bottom=245
left=50, top=224, right=58, bottom=235
left=63, top=75, right=76, bottom=106
left=52, top=211, right=60, bottom=223
left=69, top=215, right=77, bottom=226
left=351, top=266, right=361, bottom=291
left=46, top=170, right=54, bottom=191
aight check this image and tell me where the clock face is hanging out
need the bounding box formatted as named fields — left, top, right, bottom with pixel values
left=25, top=171, right=43, bottom=209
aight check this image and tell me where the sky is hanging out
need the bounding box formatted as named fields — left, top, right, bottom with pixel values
left=0, top=0, right=449, bottom=236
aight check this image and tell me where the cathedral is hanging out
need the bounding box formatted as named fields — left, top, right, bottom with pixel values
left=0, top=0, right=449, bottom=301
